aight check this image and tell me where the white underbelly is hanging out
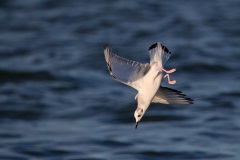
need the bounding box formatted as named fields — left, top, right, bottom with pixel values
left=138, top=73, right=162, bottom=104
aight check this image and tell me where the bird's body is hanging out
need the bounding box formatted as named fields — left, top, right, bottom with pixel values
left=137, top=62, right=162, bottom=115
left=104, top=42, right=193, bottom=128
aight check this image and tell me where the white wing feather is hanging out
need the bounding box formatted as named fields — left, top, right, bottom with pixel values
left=104, top=46, right=150, bottom=90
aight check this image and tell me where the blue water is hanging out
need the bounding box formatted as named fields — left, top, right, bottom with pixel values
left=0, top=0, right=239, bottom=159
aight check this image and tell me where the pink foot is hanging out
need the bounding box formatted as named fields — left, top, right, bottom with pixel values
left=164, top=74, right=176, bottom=85
left=169, top=80, right=176, bottom=85
left=161, top=67, right=176, bottom=74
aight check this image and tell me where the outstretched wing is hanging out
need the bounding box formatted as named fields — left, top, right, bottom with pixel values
left=148, top=42, right=172, bottom=67
left=152, top=86, right=193, bottom=104
left=104, top=46, right=150, bottom=90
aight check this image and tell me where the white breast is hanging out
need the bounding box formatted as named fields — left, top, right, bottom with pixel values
left=137, top=63, right=163, bottom=109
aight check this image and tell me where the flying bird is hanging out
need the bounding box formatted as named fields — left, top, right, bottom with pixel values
left=104, top=42, right=193, bottom=129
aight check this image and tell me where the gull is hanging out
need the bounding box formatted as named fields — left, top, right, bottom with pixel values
left=104, top=42, right=193, bottom=129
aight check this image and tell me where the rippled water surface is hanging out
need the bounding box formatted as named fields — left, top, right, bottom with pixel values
left=0, top=0, right=240, bottom=159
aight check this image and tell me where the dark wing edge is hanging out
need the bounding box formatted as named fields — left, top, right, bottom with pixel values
left=152, top=86, right=194, bottom=104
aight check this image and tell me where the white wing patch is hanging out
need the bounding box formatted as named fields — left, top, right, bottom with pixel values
left=104, top=46, right=150, bottom=90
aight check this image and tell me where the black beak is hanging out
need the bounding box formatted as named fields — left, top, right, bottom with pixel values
left=135, top=122, right=139, bottom=129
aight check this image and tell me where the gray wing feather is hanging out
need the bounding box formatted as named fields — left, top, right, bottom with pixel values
left=104, top=46, right=150, bottom=90
left=152, top=86, right=193, bottom=104
left=148, top=42, right=171, bottom=67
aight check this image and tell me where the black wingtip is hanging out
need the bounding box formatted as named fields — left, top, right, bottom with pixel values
left=185, top=97, right=194, bottom=104
left=161, top=86, right=194, bottom=104
left=189, top=98, right=194, bottom=104
left=148, top=42, right=172, bottom=54
left=148, top=43, right=158, bottom=51
left=103, top=43, right=110, bottom=50
left=161, top=44, right=171, bottom=54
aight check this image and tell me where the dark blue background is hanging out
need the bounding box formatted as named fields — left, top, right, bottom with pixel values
left=0, top=0, right=239, bottom=159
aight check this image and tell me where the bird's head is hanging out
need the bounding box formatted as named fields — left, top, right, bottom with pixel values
left=134, top=107, right=144, bottom=129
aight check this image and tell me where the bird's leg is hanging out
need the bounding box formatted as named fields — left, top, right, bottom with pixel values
left=160, top=67, right=176, bottom=85
left=160, top=67, right=176, bottom=74
left=164, top=74, right=176, bottom=85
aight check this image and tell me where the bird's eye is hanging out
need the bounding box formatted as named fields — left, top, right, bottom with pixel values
left=138, top=115, right=141, bottom=117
